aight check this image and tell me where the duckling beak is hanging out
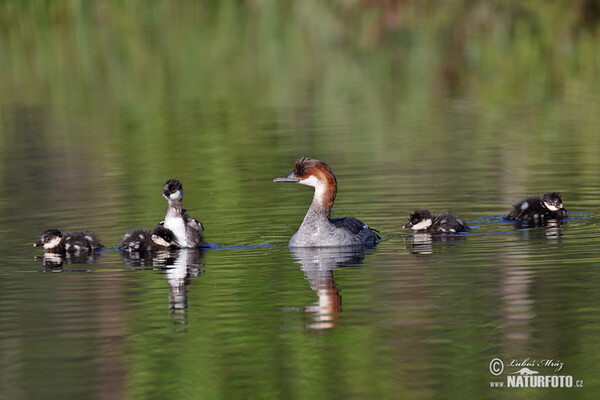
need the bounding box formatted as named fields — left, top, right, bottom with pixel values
left=273, top=171, right=299, bottom=183
left=402, top=222, right=413, bottom=229
left=33, top=241, right=42, bottom=247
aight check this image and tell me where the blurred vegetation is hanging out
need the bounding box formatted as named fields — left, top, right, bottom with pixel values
left=1, top=0, right=599, bottom=154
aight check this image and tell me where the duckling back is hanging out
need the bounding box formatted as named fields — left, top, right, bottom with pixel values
left=430, top=213, right=470, bottom=234
left=63, top=232, right=103, bottom=252
left=120, top=229, right=154, bottom=253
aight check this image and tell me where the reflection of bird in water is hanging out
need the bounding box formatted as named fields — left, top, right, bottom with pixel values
left=290, top=246, right=372, bottom=331
left=406, top=232, right=468, bottom=256
left=167, top=248, right=204, bottom=314
left=544, top=219, right=565, bottom=239
left=121, top=247, right=204, bottom=327
left=120, top=245, right=178, bottom=268
left=37, top=251, right=101, bottom=271
left=512, top=219, right=566, bottom=240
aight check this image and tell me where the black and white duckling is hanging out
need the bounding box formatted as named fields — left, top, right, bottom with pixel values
left=504, top=192, right=567, bottom=221
left=403, top=209, right=471, bottom=234
left=120, top=225, right=179, bottom=253
left=33, top=228, right=103, bottom=253
left=162, top=179, right=205, bottom=248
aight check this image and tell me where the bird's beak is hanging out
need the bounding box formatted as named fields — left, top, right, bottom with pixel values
left=402, top=222, right=413, bottom=229
left=33, top=241, right=42, bottom=247
left=273, top=171, right=299, bottom=183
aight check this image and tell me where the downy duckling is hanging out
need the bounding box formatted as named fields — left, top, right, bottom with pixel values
left=403, top=209, right=471, bottom=234
left=504, top=192, right=567, bottom=221
left=162, top=179, right=205, bottom=248
left=273, top=157, right=380, bottom=247
left=33, top=229, right=103, bottom=253
left=120, top=225, right=179, bottom=253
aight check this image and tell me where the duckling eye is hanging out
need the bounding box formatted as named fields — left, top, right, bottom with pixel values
left=298, top=166, right=306, bottom=173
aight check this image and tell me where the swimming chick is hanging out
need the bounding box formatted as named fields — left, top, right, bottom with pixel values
left=403, top=209, right=471, bottom=234
left=33, top=229, right=103, bottom=253
left=273, top=157, right=380, bottom=247
left=504, top=192, right=567, bottom=221
left=120, top=225, right=179, bottom=253
left=162, top=179, right=205, bottom=248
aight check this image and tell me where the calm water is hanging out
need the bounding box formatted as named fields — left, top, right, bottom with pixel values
left=1, top=2, right=600, bottom=399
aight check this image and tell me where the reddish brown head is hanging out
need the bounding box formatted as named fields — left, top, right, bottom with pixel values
left=274, top=157, right=338, bottom=214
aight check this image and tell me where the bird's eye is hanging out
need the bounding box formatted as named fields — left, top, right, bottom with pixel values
left=299, top=166, right=306, bottom=173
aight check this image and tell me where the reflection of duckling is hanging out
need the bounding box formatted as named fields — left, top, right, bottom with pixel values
left=403, top=209, right=470, bottom=234
left=162, top=179, right=205, bottom=248
left=504, top=192, right=567, bottom=221
left=33, top=229, right=103, bottom=253
left=120, top=225, right=179, bottom=253
left=39, top=251, right=101, bottom=270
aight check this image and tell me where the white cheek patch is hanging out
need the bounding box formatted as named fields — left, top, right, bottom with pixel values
left=44, top=236, right=62, bottom=249
left=411, top=219, right=432, bottom=231
left=152, top=235, right=171, bottom=247
left=544, top=202, right=560, bottom=211
left=299, top=175, right=329, bottom=205
left=299, top=175, right=320, bottom=188
left=169, top=190, right=183, bottom=201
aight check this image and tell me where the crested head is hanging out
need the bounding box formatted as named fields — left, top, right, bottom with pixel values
left=273, top=157, right=338, bottom=214
left=543, top=192, right=563, bottom=211
left=163, top=179, right=183, bottom=202
left=34, top=228, right=63, bottom=249
left=293, top=157, right=337, bottom=188
left=403, top=209, right=433, bottom=231
left=273, top=157, right=337, bottom=188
